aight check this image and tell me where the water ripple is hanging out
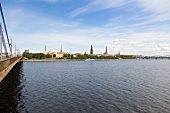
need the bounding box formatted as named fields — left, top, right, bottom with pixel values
left=1, top=60, right=170, bottom=113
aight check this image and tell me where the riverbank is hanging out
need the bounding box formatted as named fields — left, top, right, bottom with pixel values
left=21, top=59, right=85, bottom=62
left=21, top=58, right=143, bottom=62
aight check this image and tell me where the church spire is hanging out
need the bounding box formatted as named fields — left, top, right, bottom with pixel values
left=90, top=45, right=93, bottom=55
left=105, top=46, right=108, bottom=54
left=45, top=45, right=46, bottom=51
left=60, top=44, right=62, bottom=52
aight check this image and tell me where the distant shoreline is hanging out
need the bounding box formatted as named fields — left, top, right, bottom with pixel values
left=21, top=58, right=145, bottom=62
left=21, top=59, right=83, bottom=62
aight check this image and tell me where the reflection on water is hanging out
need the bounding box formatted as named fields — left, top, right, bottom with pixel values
left=0, top=60, right=170, bottom=113
left=0, top=63, right=28, bottom=112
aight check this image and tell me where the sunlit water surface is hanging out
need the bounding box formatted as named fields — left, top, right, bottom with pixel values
left=0, top=60, right=170, bottom=113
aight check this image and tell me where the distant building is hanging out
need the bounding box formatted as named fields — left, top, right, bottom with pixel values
left=73, top=53, right=82, bottom=57
left=90, top=45, right=93, bottom=55
left=44, top=51, right=54, bottom=55
left=56, top=52, right=68, bottom=58
left=44, top=44, right=68, bottom=58
left=134, top=55, right=144, bottom=59
left=74, top=53, right=82, bottom=55
left=24, top=50, right=29, bottom=53
left=44, top=51, right=68, bottom=58
left=115, top=52, right=120, bottom=57
left=96, top=54, right=104, bottom=57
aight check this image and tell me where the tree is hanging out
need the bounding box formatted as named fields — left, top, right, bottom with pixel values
left=32, top=53, right=45, bottom=59
left=22, top=52, right=32, bottom=59
left=46, top=54, right=52, bottom=58
left=63, top=54, right=68, bottom=57
left=53, top=54, right=56, bottom=58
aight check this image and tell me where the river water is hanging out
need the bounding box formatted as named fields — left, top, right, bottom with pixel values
left=0, top=60, right=170, bottom=113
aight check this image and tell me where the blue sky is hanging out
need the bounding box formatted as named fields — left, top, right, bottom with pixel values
left=1, top=0, right=170, bottom=55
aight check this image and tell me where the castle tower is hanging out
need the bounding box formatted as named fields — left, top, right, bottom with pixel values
left=90, top=45, right=93, bottom=55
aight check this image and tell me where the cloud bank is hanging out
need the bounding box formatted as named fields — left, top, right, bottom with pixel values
left=2, top=0, right=170, bottom=56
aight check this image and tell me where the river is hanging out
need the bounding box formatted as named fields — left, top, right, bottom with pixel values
left=0, top=60, right=170, bottom=113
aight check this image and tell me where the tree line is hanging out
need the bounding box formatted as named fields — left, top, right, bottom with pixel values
left=23, top=52, right=52, bottom=59
left=23, top=52, right=147, bottom=60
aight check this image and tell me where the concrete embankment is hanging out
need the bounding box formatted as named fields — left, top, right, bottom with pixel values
left=0, top=56, right=22, bottom=81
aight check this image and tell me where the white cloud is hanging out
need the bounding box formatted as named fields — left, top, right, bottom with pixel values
left=135, top=0, right=170, bottom=24
left=12, top=27, right=170, bottom=56
left=70, top=0, right=127, bottom=17
left=137, top=0, right=170, bottom=14
left=3, top=0, right=170, bottom=56
left=107, top=35, right=170, bottom=56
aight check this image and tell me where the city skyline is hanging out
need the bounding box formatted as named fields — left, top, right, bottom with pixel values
left=1, top=0, right=170, bottom=55
left=42, top=45, right=110, bottom=55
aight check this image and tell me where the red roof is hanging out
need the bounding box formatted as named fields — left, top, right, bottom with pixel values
left=57, top=52, right=68, bottom=54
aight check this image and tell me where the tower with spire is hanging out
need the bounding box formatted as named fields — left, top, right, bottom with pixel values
left=44, top=45, right=47, bottom=55
left=90, top=45, right=93, bottom=55
left=105, top=46, right=108, bottom=54
left=60, top=44, right=62, bottom=52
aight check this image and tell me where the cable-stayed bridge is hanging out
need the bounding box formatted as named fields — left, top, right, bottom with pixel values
left=0, top=3, right=22, bottom=81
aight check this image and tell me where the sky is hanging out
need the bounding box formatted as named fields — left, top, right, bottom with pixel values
left=1, top=0, right=170, bottom=56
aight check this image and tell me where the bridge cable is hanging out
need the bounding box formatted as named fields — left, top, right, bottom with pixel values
left=0, top=3, right=12, bottom=56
